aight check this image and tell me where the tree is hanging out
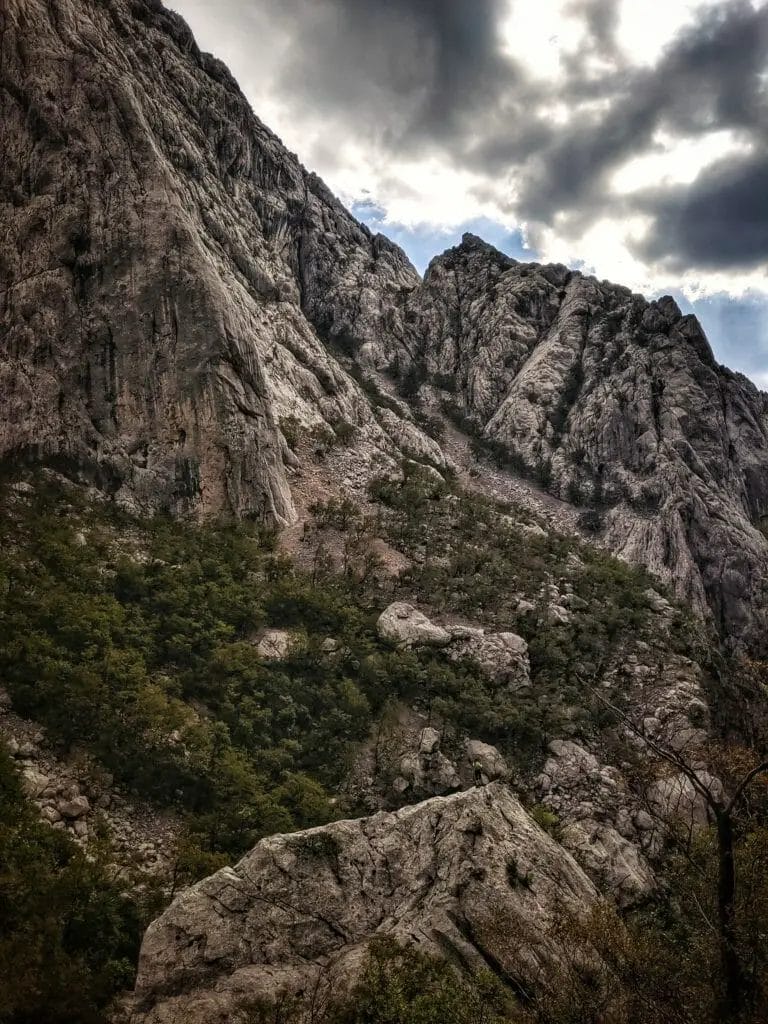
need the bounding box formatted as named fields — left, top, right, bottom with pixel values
left=589, top=682, right=768, bottom=1022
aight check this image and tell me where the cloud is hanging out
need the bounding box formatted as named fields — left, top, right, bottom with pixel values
left=259, top=0, right=520, bottom=157
left=637, top=148, right=768, bottom=268
left=171, top=0, right=768, bottom=293
left=518, top=0, right=768, bottom=225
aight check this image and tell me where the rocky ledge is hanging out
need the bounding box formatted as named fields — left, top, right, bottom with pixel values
left=127, top=783, right=596, bottom=1023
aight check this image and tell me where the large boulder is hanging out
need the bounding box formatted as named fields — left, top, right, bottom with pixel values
left=648, top=771, right=721, bottom=829
left=376, top=602, right=451, bottom=648
left=465, top=739, right=509, bottom=782
left=129, top=784, right=597, bottom=1022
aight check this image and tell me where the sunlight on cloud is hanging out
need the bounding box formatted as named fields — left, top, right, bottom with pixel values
left=615, top=0, right=729, bottom=65
left=335, top=157, right=513, bottom=231
left=611, top=130, right=755, bottom=194
left=500, top=0, right=587, bottom=79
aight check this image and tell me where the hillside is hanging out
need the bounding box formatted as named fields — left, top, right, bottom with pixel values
left=3, top=1, right=768, bottom=1022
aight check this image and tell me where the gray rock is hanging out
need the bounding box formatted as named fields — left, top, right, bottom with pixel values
left=130, top=784, right=597, bottom=1022
left=559, top=820, right=655, bottom=904
left=418, top=727, right=441, bottom=755
left=648, top=772, right=722, bottom=829
left=255, top=629, right=292, bottom=660
left=21, top=769, right=50, bottom=799
left=452, top=630, right=531, bottom=690
left=57, top=795, right=91, bottom=820
left=376, top=603, right=451, bottom=648
left=465, top=739, right=509, bottom=781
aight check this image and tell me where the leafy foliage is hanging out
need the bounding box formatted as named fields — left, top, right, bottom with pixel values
left=0, top=747, right=149, bottom=1024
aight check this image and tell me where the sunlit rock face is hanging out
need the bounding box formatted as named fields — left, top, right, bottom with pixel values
left=128, top=784, right=597, bottom=1023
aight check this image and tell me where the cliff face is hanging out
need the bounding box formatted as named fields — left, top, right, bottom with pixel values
left=0, top=0, right=419, bottom=520
left=3, top=0, right=768, bottom=647
left=397, top=236, right=768, bottom=649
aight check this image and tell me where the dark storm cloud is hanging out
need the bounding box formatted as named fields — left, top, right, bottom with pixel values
left=637, top=149, right=768, bottom=269
left=261, top=0, right=520, bottom=151
left=564, top=0, right=621, bottom=56
left=518, top=0, right=768, bottom=230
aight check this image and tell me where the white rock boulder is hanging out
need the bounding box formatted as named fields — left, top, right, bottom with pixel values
left=376, top=602, right=451, bottom=648
left=130, top=784, right=597, bottom=1023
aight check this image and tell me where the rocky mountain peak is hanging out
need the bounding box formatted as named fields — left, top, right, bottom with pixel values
left=3, top=0, right=768, bottom=654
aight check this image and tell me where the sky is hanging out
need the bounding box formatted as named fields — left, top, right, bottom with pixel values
left=170, top=0, right=768, bottom=385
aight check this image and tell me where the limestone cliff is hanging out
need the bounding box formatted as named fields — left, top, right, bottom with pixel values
left=3, top=0, right=768, bottom=644
left=397, top=235, right=768, bottom=650
left=127, top=784, right=597, bottom=1023
left=0, top=0, right=419, bottom=521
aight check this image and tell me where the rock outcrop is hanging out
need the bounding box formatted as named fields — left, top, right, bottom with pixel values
left=376, top=601, right=452, bottom=648
left=397, top=235, right=768, bottom=650
left=376, top=603, right=531, bottom=689
left=128, top=784, right=597, bottom=1023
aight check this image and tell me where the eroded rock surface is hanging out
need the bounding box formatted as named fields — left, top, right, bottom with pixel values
left=129, top=784, right=596, bottom=1023
left=0, top=0, right=424, bottom=521
left=398, top=235, right=768, bottom=650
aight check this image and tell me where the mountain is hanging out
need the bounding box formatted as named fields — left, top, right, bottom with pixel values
left=5, top=0, right=768, bottom=652
left=393, top=236, right=768, bottom=650
left=3, top=1, right=768, bottom=1022
left=1, top=0, right=423, bottom=521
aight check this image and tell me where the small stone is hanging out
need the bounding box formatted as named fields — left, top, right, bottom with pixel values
left=73, top=819, right=89, bottom=838
left=321, top=637, right=339, bottom=653
left=21, top=768, right=49, bottom=798
left=634, top=810, right=655, bottom=832
left=58, top=795, right=90, bottom=819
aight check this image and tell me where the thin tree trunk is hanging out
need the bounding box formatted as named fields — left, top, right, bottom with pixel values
left=717, top=810, right=744, bottom=1022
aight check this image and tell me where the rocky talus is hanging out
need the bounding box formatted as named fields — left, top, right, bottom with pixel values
left=0, top=689, right=180, bottom=878
left=126, top=784, right=596, bottom=1023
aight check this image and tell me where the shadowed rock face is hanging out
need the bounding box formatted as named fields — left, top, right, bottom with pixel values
left=399, top=235, right=768, bottom=651
left=0, top=0, right=418, bottom=520
left=128, top=784, right=596, bottom=1023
